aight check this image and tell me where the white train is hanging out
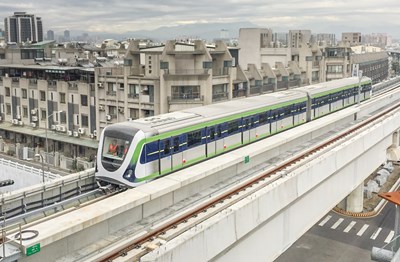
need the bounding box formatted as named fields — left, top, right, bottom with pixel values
left=95, top=77, right=372, bottom=187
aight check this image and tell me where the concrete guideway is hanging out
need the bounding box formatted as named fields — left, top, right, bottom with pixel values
left=140, top=98, right=400, bottom=261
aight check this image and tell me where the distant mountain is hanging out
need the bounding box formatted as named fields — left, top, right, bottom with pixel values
left=89, top=21, right=259, bottom=42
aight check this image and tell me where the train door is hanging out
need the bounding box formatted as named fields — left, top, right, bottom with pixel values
left=293, top=103, right=300, bottom=125
left=257, top=111, right=270, bottom=138
left=207, top=126, right=216, bottom=157
left=270, top=109, right=279, bottom=134
left=242, top=117, right=249, bottom=144
left=215, top=124, right=225, bottom=154
left=159, top=138, right=172, bottom=175
left=171, top=135, right=185, bottom=170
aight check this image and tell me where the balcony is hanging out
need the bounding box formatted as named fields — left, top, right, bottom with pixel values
left=164, top=69, right=209, bottom=76
left=212, top=92, right=229, bottom=102
left=28, top=79, right=38, bottom=87
left=106, top=90, right=117, bottom=96
left=128, top=93, right=139, bottom=99
left=233, top=89, right=247, bottom=98
left=11, top=77, right=20, bottom=87
left=170, top=93, right=201, bottom=102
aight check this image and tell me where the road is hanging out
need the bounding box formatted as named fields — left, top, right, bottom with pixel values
left=275, top=202, right=398, bottom=262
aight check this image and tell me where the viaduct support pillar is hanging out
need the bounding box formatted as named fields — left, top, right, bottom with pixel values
left=338, top=183, right=364, bottom=213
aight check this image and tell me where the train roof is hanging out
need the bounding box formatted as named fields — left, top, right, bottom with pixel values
left=297, top=76, right=371, bottom=95
left=130, top=89, right=305, bottom=133
left=124, top=77, right=372, bottom=134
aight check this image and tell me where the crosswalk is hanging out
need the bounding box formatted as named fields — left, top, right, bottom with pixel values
left=318, top=215, right=395, bottom=244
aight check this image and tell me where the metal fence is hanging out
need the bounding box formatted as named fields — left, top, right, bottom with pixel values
left=0, top=158, right=60, bottom=180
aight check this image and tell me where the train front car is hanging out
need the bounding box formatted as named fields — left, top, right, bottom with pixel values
left=96, top=122, right=148, bottom=188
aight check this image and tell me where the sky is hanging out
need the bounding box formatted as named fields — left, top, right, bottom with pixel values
left=0, top=0, right=399, bottom=39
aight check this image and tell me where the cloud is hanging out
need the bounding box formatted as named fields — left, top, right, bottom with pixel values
left=0, top=0, right=399, bottom=38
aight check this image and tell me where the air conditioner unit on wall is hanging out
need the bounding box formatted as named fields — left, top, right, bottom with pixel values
left=99, top=105, right=105, bottom=111
left=30, top=122, right=36, bottom=128
left=31, top=109, right=37, bottom=115
left=51, top=125, right=56, bottom=130
left=67, top=130, right=73, bottom=136
left=73, top=131, right=79, bottom=137
left=12, top=119, right=18, bottom=125
left=106, top=115, right=111, bottom=121
left=78, top=128, right=85, bottom=135
left=32, top=116, right=38, bottom=122
left=98, top=83, right=103, bottom=88
left=93, top=130, right=97, bottom=137
left=90, top=133, right=95, bottom=139
left=59, top=126, right=66, bottom=132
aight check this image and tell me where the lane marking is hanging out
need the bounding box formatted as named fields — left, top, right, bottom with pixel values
left=331, top=218, right=344, bottom=229
left=318, top=215, right=332, bottom=227
left=370, top=228, right=382, bottom=240
left=357, top=224, right=369, bottom=236
left=343, top=221, right=356, bottom=233
left=385, top=231, right=395, bottom=244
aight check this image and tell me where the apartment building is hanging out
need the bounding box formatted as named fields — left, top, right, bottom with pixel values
left=239, top=28, right=322, bottom=86
left=0, top=42, right=98, bottom=170
left=342, top=32, right=362, bottom=46
left=4, top=12, right=43, bottom=43
left=352, top=52, right=389, bottom=84
left=95, top=40, right=249, bottom=135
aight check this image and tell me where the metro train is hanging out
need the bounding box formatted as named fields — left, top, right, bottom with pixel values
left=95, top=77, right=372, bottom=188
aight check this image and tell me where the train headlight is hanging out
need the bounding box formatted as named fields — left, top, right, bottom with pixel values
left=123, top=169, right=134, bottom=180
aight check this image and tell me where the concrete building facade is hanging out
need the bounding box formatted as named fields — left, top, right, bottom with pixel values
left=4, top=12, right=43, bottom=43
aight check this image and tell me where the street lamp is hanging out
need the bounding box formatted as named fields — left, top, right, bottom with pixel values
left=35, top=153, right=45, bottom=183
left=45, top=110, right=63, bottom=171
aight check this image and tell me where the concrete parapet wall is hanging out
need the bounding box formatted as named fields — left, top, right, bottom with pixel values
left=0, top=168, right=95, bottom=216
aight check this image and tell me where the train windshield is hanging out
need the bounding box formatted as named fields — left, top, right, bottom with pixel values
left=102, top=136, right=132, bottom=162
left=101, top=125, right=139, bottom=171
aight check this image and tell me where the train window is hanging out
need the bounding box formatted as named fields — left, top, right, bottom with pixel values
left=209, top=127, right=215, bottom=140
left=188, top=130, right=202, bottom=147
left=251, top=117, right=255, bottom=128
left=141, top=141, right=159, bottom=164
left=244, top=119, right=249, bottom=130
left=227, top=120, right=239, bottom=134
left=163, top=139, right=170, bottom=154
left=217, top=125, right=222, bottom=138
left=259, top=112, right=268, bottom=124
left=284, top=106, right=292, bottom=116
left=173, top=137, right=179, bottom=152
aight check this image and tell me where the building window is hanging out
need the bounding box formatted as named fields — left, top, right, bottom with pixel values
left=6, top=104, right=11, bottom=115
left=171, top=86, right=200, bottom=100
left=60, top=93, right=66, bottom=104
left=40, top=91, right=46, bottom=101
left=81, top=114, right=89, bottom=127
left=81, top=95, right=88, bottom=106
left=5, top=87, right=10, bottom=97
left=22, top=89, right=27, bottom=99
left=327, top=65, right=343, bottom=73
left=41, top=109, right=46, bottom=120
left=109, top=106, right=117, bottom=116
left=31, top=90, right=35, bottom=98
left=60, top=112, right=67, bottom=124
left=23, top=107, right=28, bottom=117
left=128, top=84, right=139, bottom=97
